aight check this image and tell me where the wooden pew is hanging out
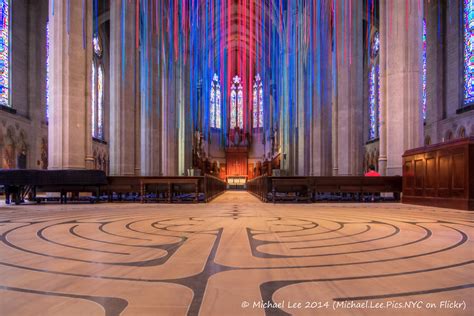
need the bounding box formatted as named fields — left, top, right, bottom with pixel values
left=139, top=177, right=201, bottom=203
left=247, top=175, right=271, bottom=201
left=203, top=174, right=227, bottom=202
left=0, top=170, right=107, bottom=204
left=271, top=177, right=312, bottom=203
left=312, top=176, right=402, bottom=201
left=104, top=176, right=142, bottom=201
left=0, top=171, right=226, bottom=204
left=247, top=175, right=402, bottom=203
left=106, top=176, right=226, bottom=203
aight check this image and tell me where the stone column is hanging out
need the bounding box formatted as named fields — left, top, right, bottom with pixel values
left=334, top=0, right=364, bottom=175
left=379, top=0, right=424, bottom=175
left=139, top=7, right=161, bottom=176
left=181, top=59, right=193, bottom=175
left=162, top=59, right=178, bottom=176
left=48, top=0, right=93, bottom=169
left=296, top=13, right=306, bottom=176
left=177, top=62, right=185, bottom=176
left=378, top=0, right=388, bottom=175
left=280, top=52, right=290, bottom=173
left=109, top=0, right=137, bottom=175
left=311, top=1, right=333, bottom=176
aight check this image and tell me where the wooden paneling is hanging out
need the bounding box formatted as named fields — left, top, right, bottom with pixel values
left=402, top=137, right=473, bottom=210
left=225, top=148, right=248, bottom=178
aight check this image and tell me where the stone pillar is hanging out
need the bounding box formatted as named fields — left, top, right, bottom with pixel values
left=109, top=0, right=137, bottom=175
left=311, top=1, right=333, bottom=176
left=177, top=62, right=185, bottom=176
left=139, top=7, right=162, bottom=176
left=334, top=0, right=364, bottom=175
left=48, top=0, right=93, bottom=169
left=296, top=14, right=306, bottom=175
left=280, top=54, right=290, bottom=173
left=181, top=60, right=193, bottom=175
left=379, top=0, right=424, bottom=176
left=424, top=0, right=445, bottom=143
left=162, top=59, right=178, bottom=176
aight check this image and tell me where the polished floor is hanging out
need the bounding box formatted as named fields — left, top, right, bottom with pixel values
left=0, top=191, right=472, bottom=316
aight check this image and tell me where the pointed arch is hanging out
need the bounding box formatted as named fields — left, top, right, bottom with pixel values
left=210, top=73, right=221, bottom=129
left=230, top=75, right=243, bottom=129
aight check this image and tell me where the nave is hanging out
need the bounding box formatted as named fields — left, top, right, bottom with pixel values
left=0, top=192, right=472, bottom=315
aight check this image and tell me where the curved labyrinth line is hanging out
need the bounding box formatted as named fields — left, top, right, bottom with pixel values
left=0, top=202, right=472, bottom=316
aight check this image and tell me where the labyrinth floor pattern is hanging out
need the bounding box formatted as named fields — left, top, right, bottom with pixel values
left=0, top=191, right=472, bottom=316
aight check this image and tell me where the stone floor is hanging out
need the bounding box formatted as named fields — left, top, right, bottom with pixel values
left=0, top=191, right=472, bottom=316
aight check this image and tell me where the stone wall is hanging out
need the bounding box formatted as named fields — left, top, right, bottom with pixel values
left=0, top=0, right=48, bottom=169
left=424, top=0, right=474, bottom=144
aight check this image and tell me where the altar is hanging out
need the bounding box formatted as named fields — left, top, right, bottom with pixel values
left=225, top=146, right=248, bottom=183
left=225, top=128, right=249, bottom=184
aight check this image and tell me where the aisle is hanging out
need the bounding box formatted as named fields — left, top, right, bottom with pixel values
left=209, top=190, right=262, bottom=204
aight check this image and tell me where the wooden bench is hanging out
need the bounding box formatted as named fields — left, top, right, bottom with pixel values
left=107, top=176, right=226, bottom=203
left=312, top=176, right=402, bottom=201
left=105, top=176, right=142, bottom=201
left=247, top=176, right=402, bottom=203
left=271, top=177, right=312, bottom=203
left=140, top=177, right=200, bottom=203
left=0, top=170, right=107, bottom=204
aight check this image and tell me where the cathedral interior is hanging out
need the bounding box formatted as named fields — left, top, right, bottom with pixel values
left=0, top=0, right=473, bottom=315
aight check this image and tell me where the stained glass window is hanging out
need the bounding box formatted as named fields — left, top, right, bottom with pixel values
left=252, top=83, right=258, bottom=128
left=46, top=21, right=50, bottom=120
left=258, top=82, right=263, bottom=128
left=91, top=63, right=96, bottom=136
left=464, top=0, right=474, bottom=104
left=210, top=82, right=215, bottom=127
left=97, top=65, right=104, bottom=139
left=422, top=19, right=427, bottom=120
left=368, top=31, right=380, bottom=140
left=237, top=89, right=243, bottom=129
left=252, top=74, right=264, bottom=129
left=93, top=35, right=102, bottom=57
left=91, top=34, right=105, bottom=140
left=371, top=32, right=379, bottom=59
left=230, top=76, right=243, bottom=129
left=368, top=65, right=379, bottom=139
left=210, top=74, right=221, bottom=129
left=0, top=0, right=9, bottom=107
left=215, top=84, right=221, bottom=129
left=230, top=90, right=236, bottom=128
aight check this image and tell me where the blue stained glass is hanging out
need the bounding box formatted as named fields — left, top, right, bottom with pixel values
left=210, top=73, right=221, bottom=129
left=237, top=89, right=243, bottom=129
left=258, top=85, right=263, bottom=128
left=464, top=0, right=474, bottom=104
left=97, top=65, right=104, bottom=139
left=371, top=32, right=380, bottom=58
left=368, top=31, right=380, bottom=140
left=91, top=63, right=96, bottom=137
left=92, top=34, right=104, bottom=140
left=252, top=82, right=258, bottom=128
left=0, top=0, right=9, bottom=107
left=369, top=65, right=377, bottom=140
left=230, top=89, right=236, bottom=128
left=210, top=82, right=215, bottom=128
left=46, top=22, right=50, bottom=120
left=252, top=74, right=263, bottom=129
left=215, top=85, right=221, bottom=129
left=231, top=75, right=243, bottom=129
